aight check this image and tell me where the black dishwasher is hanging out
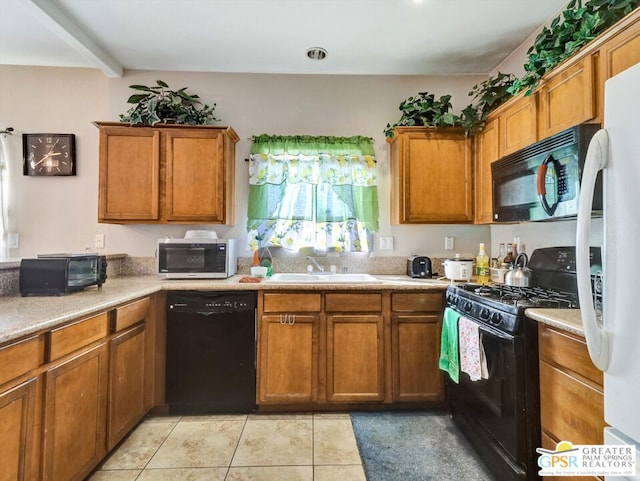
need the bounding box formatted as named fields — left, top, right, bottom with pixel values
left=166, top=291, right=256, bottom=414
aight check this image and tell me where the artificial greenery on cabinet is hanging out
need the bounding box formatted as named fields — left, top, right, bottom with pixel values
left=384, top=0, right=640, bottom=138
left=509, top=0, right=640, bottom=95
left=119, top=80, right=220, bottom=126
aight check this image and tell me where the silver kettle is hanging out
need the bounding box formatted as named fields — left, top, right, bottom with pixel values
left=504, top=253, right=533, bottom=287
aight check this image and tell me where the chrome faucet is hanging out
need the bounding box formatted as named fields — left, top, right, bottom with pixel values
left=305, top=256, right=324, bottom=272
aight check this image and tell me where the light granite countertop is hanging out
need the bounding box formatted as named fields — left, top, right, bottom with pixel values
left=525, top=308, right=585, bottom=337
left=0, top=274, right=450, bottom=345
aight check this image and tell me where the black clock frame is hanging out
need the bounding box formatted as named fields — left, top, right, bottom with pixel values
left=22, top=133, right=76, bottom=176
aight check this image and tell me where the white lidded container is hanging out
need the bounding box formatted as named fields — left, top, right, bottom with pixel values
left=442, top=254, right=474, bottom=281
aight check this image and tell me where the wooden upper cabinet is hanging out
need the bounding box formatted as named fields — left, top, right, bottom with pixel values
left=98, top=126, right=160, bottom=221
left=498, top=93, right=537, bottom=156
left=537, top=55, right=596, bottom=139
left=94, top=122, right=238, bottom=224
left=473, top=117, right=499, bottom=224
left=389, top=127, right=473, bottom=224
left=599, top=10, right=640, bottom=80
left=598, top=9, right=640, bottom=120
left=165, top=129, right=227, bottom=222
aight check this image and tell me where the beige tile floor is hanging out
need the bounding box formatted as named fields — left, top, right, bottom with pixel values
left=88, top=413, right=366, bottom=481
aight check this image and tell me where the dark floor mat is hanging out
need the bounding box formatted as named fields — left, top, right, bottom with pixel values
left=350, top=411, right=495, bottom=481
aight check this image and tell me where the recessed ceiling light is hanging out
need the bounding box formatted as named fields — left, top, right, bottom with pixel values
left=306, top=47, right=328, bottom=61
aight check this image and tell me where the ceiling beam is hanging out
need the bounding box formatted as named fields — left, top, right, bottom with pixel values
left=15, top=0, right=123, bottom=77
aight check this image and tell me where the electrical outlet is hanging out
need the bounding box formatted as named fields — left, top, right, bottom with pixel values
left=379, top=236, right=394, bottom=250
left=8, top=233, right=19, bottom=249
left=95, top=234, right=105, bottom=249
left=445, top=236, right=454, bottom=250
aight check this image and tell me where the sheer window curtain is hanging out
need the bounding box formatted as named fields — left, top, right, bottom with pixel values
left=246, top=135, right=379, bottom=253
left=0, top=132, right=10, bottom=259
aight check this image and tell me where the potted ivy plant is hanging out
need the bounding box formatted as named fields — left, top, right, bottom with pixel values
left=119, top=80, right=220, bottom=126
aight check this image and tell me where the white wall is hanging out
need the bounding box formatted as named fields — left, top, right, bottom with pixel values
left=1, top=65, right=490, bottom=261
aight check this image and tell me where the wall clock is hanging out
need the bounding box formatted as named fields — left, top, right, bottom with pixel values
left=23, top=133, right=76, bottom=176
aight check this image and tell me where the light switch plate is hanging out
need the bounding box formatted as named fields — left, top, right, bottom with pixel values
left=8, top=233, right=19, bottom=249
left=95, top=234, right=105, bottom=249
left=445, top=236, right=454, bottom=250
left=379, top=236, right=394, bottom=250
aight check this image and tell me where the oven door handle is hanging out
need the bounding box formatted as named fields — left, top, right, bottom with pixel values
left=476, top=321, right=515, bottom=342
left=448, top=308, right=515, bottom=341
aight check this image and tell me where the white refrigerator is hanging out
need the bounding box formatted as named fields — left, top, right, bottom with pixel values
left=577, top=61, right=640, bottom=480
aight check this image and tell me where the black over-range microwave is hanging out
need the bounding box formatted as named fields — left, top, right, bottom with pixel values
left=491, top=123, right=603, bottom=222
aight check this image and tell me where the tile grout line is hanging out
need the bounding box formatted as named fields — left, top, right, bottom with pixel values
left=224, top=414, right=249, bottom=480
left=139, top=415, right=183, bottom=477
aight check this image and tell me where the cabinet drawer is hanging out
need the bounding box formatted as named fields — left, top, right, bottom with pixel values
left=0, top=336, right=44, bottom=386
left=538, top=325, right=603, bottom=388
left=114, top=297, right=150, bottom=332
left=391, top=292, right=443, bottom=312
left=539, top=360, right=605, bottom=445
left=49, top=313, right=109, bottom=362
left=263, top=293, right=321, bottom=312
left=325, top=293, right=382, bottom=312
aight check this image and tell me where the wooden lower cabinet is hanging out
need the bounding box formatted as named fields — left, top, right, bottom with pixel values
left=326, top=314, right=384, bottom=402
left=538, top=324, right=605, bottom=481
left=258, top=314, right=319, bottom=403
left=108, top=324, right=146, bottom=450
left=258, top=292, right=321, bottom=404
left=0, top=377, right=38, bottom=481
left=391, top=292, right=444, bottom=402
left=42, top=342, right=109, bottom=481
left=108, top=297, right=154, bottom=450
left=257, top=289, right=445, bottom=407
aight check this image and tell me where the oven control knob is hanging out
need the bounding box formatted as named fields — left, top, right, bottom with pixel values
left=480, top=308, right=490, bottom=320
left=463, top=301, right=472, bottom=312
left=489, top=312, right=502, bottom=326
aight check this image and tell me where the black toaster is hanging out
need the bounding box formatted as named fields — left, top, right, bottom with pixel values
left=406, top=256, right=432, bottom=278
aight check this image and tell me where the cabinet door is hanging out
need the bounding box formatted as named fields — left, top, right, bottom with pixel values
left=42, top=343, right=108, bottom=481
left=98, top=126, right=160, bottom=221
left=258, top=315, right=318, bottom=404
left=392, top=314, right=444, bottom=402
left=474, top=118, right=499, bottom=224
left=164, top=129, right=226, bottom=222
left=599, top=15, right=640, bottom=80
left=499, top=94, right=537, bottom=156
left=108, top=323, right=146, bottom=450
left=537, top=56, right=596, bottom=139
left=391, top=128, right=473, bottom=223
left=0, top=377, right=37, bottom=481
left=326, top=314, right=384, bottom=402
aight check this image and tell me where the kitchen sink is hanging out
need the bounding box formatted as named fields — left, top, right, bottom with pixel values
left=266, top=273, right=382, bottom=284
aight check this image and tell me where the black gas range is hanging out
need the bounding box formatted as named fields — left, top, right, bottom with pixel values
left=444, top=246, right=601, bottom=481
